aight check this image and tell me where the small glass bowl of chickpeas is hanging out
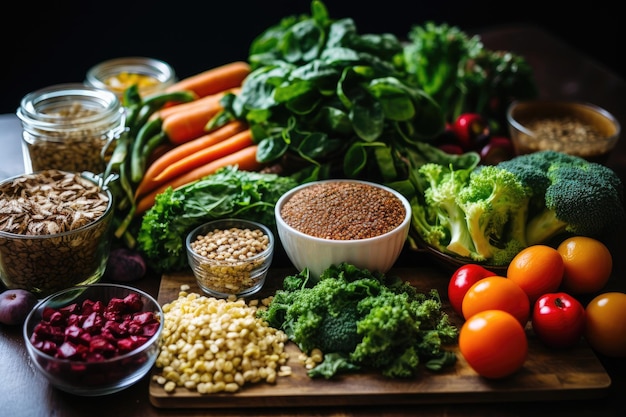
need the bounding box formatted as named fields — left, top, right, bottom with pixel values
left=185, top=218, right=275, bottom=298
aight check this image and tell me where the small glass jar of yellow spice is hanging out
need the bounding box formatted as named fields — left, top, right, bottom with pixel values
left=85, top=57, right=176, bottom=99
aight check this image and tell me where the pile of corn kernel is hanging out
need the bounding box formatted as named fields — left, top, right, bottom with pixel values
left=152, top=285, right=291, bottom=394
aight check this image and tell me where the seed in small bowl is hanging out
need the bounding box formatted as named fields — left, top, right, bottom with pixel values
left=275, top=179, right=411, bottom=280
left=186, top=219, right=274, bottom=298
left=506, top=100, right=621, bottom=163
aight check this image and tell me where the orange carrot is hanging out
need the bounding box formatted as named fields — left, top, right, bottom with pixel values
left=154, top=129, right=253, bottom=183
left=135, top=126, right=251, bottom=198
left=161, top=100, right=223, bottom=145
left=153, top=87, right=241, bottom=121
left=134, top=145, right=262, bottom=216
left=147, top=142, right=176, bottom=166
left=136, top=120, right=248, bottom=198
left=165, top=61, right=251, bottom=98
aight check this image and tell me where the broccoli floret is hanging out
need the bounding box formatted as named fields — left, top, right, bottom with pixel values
left=525, top=160, right=626, bottom=245
left=496, top=150, right=626, bottom=245
left=410, top=150, right=625, bottom=264
left=258, top=263, right=457, bottom=379
left=456, top=165, right=531, bottom=264
left=417, top=163, right=476, bottom=257
left=410, top=201, right=449, bottom=249
left=497, top=151, right=555, bottom=216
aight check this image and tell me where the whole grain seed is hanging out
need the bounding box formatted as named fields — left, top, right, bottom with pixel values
left=523, top=117, right=610, bottom=157
left=153, top=290, right=290, bottom=394
left=280, top=182, right=406, bottom=240
left=25, top=103, right=113, bottom=173
left=190, top=226, right=271, bottom=295
left=0, top=170, right=112, bottom=295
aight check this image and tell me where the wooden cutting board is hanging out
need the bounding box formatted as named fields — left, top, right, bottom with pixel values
left=149, top=267, right=611, bottom=409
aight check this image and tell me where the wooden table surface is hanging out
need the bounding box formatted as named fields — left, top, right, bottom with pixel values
left=1, top=24, right=626, bottom=417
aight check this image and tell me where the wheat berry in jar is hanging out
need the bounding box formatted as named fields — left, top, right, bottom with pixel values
left=280, top=181, right=406, bottom=240
left=16, top=83, right=125, bottom=174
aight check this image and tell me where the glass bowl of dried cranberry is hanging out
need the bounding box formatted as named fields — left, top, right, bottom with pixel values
left=23, top=283, right=164, bottom=396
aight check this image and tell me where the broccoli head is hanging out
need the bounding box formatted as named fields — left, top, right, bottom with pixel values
left=456, top=165, right=531, bottom=264
left=525, top=159, right=626, bottom=245
left=497, top=151, right=557, bottom=216
left=415, top=163, right=476, bottom=257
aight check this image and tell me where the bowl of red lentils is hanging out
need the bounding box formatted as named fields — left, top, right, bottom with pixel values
left=275, top=179, right=412, bottom=281
left=185, top=218, right=274, bottom=298
left=506, top=100, right=621, bottom=164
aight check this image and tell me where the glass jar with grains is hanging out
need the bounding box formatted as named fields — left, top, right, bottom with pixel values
left=16, top=83, right=125, bottom=174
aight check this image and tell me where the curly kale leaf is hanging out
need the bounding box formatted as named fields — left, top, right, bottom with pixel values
left=136, top=166, right=299, bottom=272
left=258, top=263, right=458, bottom=379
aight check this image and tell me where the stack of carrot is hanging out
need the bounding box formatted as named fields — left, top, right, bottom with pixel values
left=106, top=60, right=265, bottom=244
left=134, top=61, right=261, bottom=214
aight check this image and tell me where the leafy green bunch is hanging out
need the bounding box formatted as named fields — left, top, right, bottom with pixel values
left=136, top=166, right=299, bottom=272
left=403, top=22, right=538, bottom=127
left=214, top=0, right=447, bottom=185
left=212, top=0, right=537, bottom=204
left=258, top=263, right=458, bottom=379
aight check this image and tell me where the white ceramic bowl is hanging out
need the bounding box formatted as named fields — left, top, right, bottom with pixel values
left=275, top=179, right=411, bottom=280
left=23, top=283, right=164, bottom=396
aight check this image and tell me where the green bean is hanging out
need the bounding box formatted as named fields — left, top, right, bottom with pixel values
left=135, top=131, right=168, bottom=182
left=141, top=90, right=197, bottom=108
left=132, top=90, right=197, bottom=134
left=131, top=118, right=163, bottom=183
left=122, top=84, right=142, bottom=108
left=124, top=103, right=142, bottom=133
left=104, top=130, right=130, bottom=179
left=114, top=161, right=137, bottom=239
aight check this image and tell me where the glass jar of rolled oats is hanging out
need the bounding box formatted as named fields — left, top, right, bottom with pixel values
left=16, top=83, right=125, bottom=174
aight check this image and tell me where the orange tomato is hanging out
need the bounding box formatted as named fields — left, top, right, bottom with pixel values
left=459, top=309, right=528, bottom=379
left=507, top=245, right=564, bottom=304
left=461, top=276, right=530, bottom=325
left=557, top=236, right=612, bottom=295
left=585, top=292, right=626, bottom=357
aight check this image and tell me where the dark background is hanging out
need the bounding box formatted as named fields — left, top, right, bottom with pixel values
left=1, top=1, right=621, bottom=115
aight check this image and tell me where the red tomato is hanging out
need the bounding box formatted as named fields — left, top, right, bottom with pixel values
left=531, top=292, right=586, bottom=349
left=452, top=113, right=489, bottom=150
left=447, top=264, right=495, bottom=317
left=479, top=136, right=515, bottom=165
left=585, top=292, right=626, bottom=357
left=462, top=276, right=530, bottom=325
left=459, top=309, right=528, bottom=379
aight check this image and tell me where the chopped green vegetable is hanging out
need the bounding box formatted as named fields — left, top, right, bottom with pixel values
left=257, top=263, right=458, bottom=379
left=402, top=21, right=538, bottom=127
left=413, top=150, right=626, bottom=265
left=136, top=166, right=299, bottom=272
